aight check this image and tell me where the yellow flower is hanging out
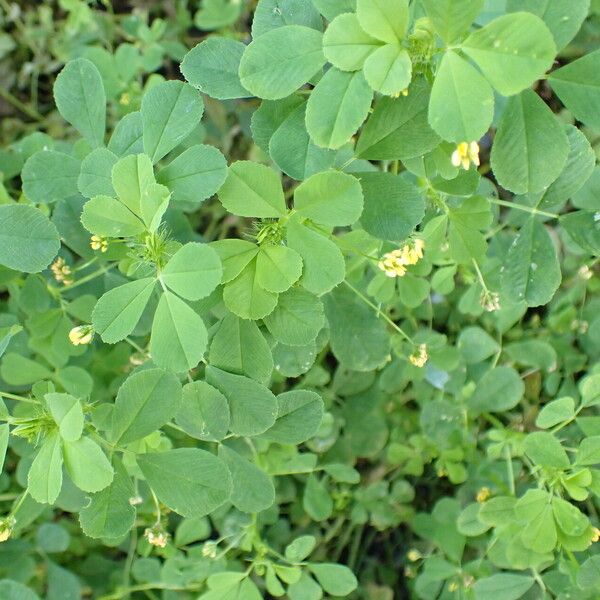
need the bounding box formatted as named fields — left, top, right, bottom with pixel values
left=90, top=235, right=109, bottom=253
left=69, top=325, right=94, bottom=346
left=378, top=248, right=409, bottom=278
left=476, top=487, right=491, bottom=503
left=202, top=541, right=218, bottom=558
left=50, top=257, right=73, bottom=285
left=409, top=343, right=428, bottom=368
left=592, top=527, right=600, bottom=543
left=448, top=581, right=459, bottom=592
left=407, top=549, right=421, bottom=562
left=480, top=290, right=501, bottom=312
left=144, top=526, right=169, bottom=548
left=404, top=239, right=425, bottom=265
left=451, top=141, right=480, bottom=171
left=0, top=517, right=15, bottom=543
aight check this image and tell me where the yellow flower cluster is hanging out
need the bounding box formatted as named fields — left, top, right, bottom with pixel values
left=451, top=141, right=480, bottom=171
left=592, top=527, right=600, bottom=543
left=480, top=290, right=501, bottom=312
left=476, top=487, right=491, bottom=503
left=378, top=239, right=425, bottom=278
left=0, top=517, right=14, bottom=543
left=90, top=235, right=109, bottom=253
left=69, top=325, right=94, bottom=346
left=409, top=343, right=428, bottom=368
left=50, top=257, right=73, bottom=285
left=144, top=526, right=169, bottom=548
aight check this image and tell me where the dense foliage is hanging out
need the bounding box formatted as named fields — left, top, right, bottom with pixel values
left=1, top=0, right=600, bottom=598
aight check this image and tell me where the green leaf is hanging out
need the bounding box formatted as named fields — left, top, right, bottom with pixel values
left=356, top=0, right=408, bottom=43
left=524, top=431, right=570, bottom=468
left=209, top=314, right=273, bottom=384
left=141, top=81, right=204, bottom=163
left=79, top=458, right=136, bottom=540
left=81, top=195, right=145, bottom=237
left=108, top=111, right=143, bottom=157
left=251, top=0, right=323, bottom=38
left=21, top=150, right=81, bottom=204
left=561, top=210, right=600, bottom=255
left=294, top=170, right=364, bottom=226
left=323, top=13, right=382, bottom=72
left=92, top=278, right=156, bottom=343
left=63, top=436, right=114, bottom=493
left=269, top=101, right=336, bottom=180
left=77, top=148, right=117, bottom=198
left=205, top=366, right=277, bottom=436
left=461, top=12, right=556, bottom=96
left=356, top=80, right=440, bottom=160
left=0, top=205, right=60, bottom=273
left=0, top=424, right=8, bottom=474
left=162, top=243, right=222, bottom=301
left=577, top=555, right=600, bottom=590
left=422, top=0, right=484, bottom=43
left=111, top=368, right=182, bottom=445
left=358, top=172, right=424, bottom=241
left=251, top=95, right=305, bottom=154
left=45, top=393, right=84, bottom=442
left=429, top=50, right=494, bottom=142
left=324, top=285, right=391, bottom=371
left=576, top=436, right=600, bottom=466
left=239, top=25, right=325, bottom=100
left=507, top=0, right=590, bottom=51
left=363, top=44, right=412, bottom=96
left=263, top=287, right=324, bottom=347
left=285, top=536, right=317, bottom=562
left=27, top=432, right=63, bottom=504
left=260, top=390, right=324, bottom=445
left=181, top=37, right=250, bottom=100
left=0, top=580, right=41, bottom=600
left=552, top=496, right=589, bottom=536
left=467, top=366, right=524, bottom=414
left=223, top=258, right=279, bottom=320
left=305, top=68, right=373, bottom=149
left=211, top=239, right=259, bottom=282
left=448, top=196, right=492, bottom=263
left=491, top=90, right=569, bottom=194
left=457, top=326, right=499, bottom=364
left=548, top=49, right=600, bottom=130
left=539, top=125, right=595, bottom=210
left=150, top=291, right=208, bottom=372
left=501, top=218, right=562, bottom=307
left=157, top=144, right=228, bottom=207
left=111, top=153, right=155, bottom=215
left=218, top=445, right=275, bottom=513
left=140, top=183, right=170, bottom=232
left=53, top=58, right=106, bottom=147
left=515, top=489, right=557, bottom=553
left=472, top=574, right=534, bottom=600
left=137, top=448, right=232, bottom=518
left=175, top=381, right=230, bottom=441
left=303, top=474, right=333, bottom=520
left=536, top=397, right=575, bottom=429
left=0, top=325, right=22, bottom=360
left=255, top=245, right=303, bottom=293
left=286, top=219, right=346, bottom=295
left=218, top=161, right=286, bottom=218
left=308, top=564, right=358, bottom=596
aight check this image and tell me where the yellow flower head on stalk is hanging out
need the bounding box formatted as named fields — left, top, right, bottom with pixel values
left=69, top=325, right=94, bottom=346
left=378, top=239, right=425, bottom=278
left=407, top=549, right=421, bottom=562
left=409, top=343, right=428, bottom=368
left=451, top=141, right=480, bottom=171
left=592, top=527, right=600, bottom=543
left=0, top=517, right=15, bottom=543
left=144, top=526, right=169, bottom=548
left=480, top=290, right=501, bottom=312
left=50, top=257, right=73, bottom=285
left=90, top=235, right=109, bottom=253
left=476, top=487, right=491, bottom=503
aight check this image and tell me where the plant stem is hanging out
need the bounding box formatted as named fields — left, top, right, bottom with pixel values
left=0, top=87, right=44, bottom=122
left=489, top=198, right=559, bottom=220
left=344, top=280, right=415, bottom=344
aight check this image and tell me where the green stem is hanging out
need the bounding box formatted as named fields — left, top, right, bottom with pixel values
left=60, top=266, right=114, bottom=293
left=489, top=198, right=559, bottom=220
left=343, top=280, right=415, bottom=344
left=505, top=445, right=516, bottom=496
left=0, top=87, right=44, bottom=122
left=0, top=391, right=38, bottom=405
